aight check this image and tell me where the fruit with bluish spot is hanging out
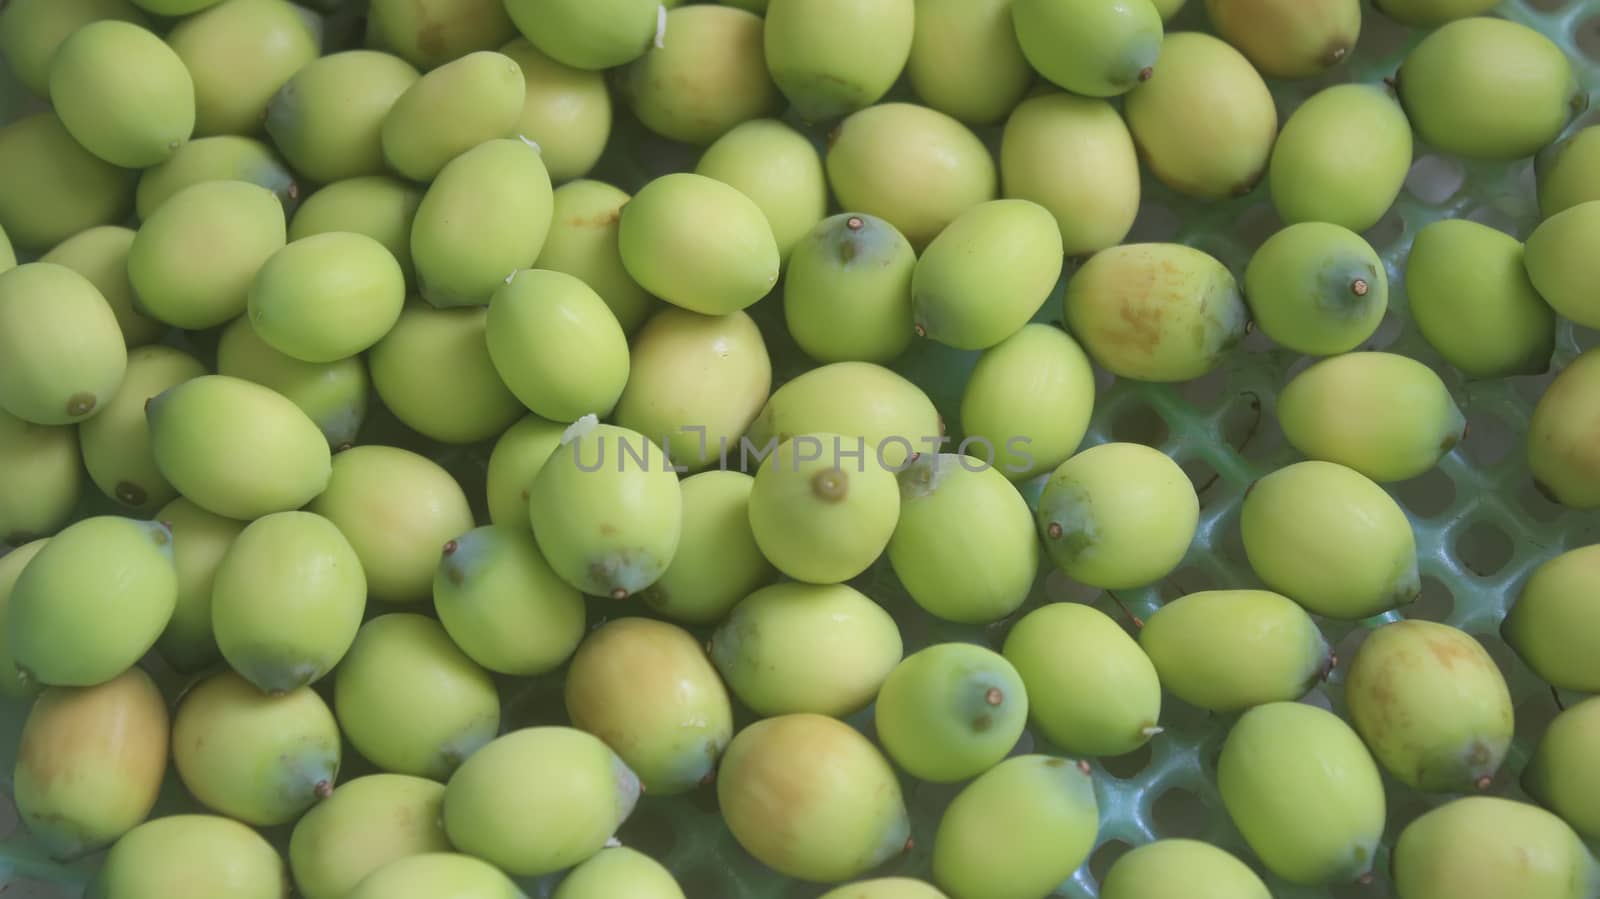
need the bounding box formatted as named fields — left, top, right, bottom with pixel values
left=1011, top=0, right=1163, bottom=97
left=1502, top=544, right=1600, bottom=692
left=500, top=38, right=611, bottom=183
left=247, top=232, right=406, bottom=364
left=288, top=176, right=421, bottom=290
left=1524, top=696, right=1600, bottom=843
left=0, top=540, right=47, bottom=698
left=0, top=0, right=150, bottom=97
left=999, top=92, right=1141, bottom=257
left=1205, top=0, right=1359, bottom=79
left=696, top=119, right=827, bottom=263
left=1391, top=796, right=1600, bottom=899
left=1269, top=84, right=1413, bottom=233
left=135, top=136, right=297, bottom=222
left=907, top=0, right=1032, bottom=127
left=1537, top=125, right=1600, bottom=217
left=88, top=814, right=289, bottom=899
left=1524, top=200, right=1600, bottom=330
left=745, top=362, right=941, bottom=470
left=153, top=497, right=244, bottom=674
left=216, top=317, right=370, bottom=449
left=0, top=113, right=136, bottom=252
left=1245, top=223, right=1387, bottom=356
left=1527, top=348, right=1600, bottom=509
left=640, top=471, right=775, bottom=625
left=911, top=199, right=1064, bottom=351
left=163, top=0, right=322, bottom=138
left=368, top=302, right=524, bottom=444
left=40, top=226, right=164, bottom=349
left=621, top=6, right=779, bottom=145
left=553, top=847, right=685, bottom=899
left=48, top=20, right=194, bottom=168
left=960, top=324, right=1095, bottom=484
left=486, top=269, right=630, bottom=422
left=535, top=180, right=657, bottom=334
left=484, top=416, right=565, bottom=531
left=264, top=50, right=419, bottom=184
left=746, top=433, right=901, bottom=584
left=782, top=213, right=916, bottom=364
left=347, top=854, right=526, bottom=899
left=503, top=0, right=664, bottom=71
left=365, top=0, right=516, bottom=70
left=380, top=50, right=524, bottom=182
left=434, top=525, right=587, bottom=676
left=619, top=172, right=780, bottom=315
left=1101, top=840, right=1271, bottom=899
left=0, top=262, right=127, bottom=426
left=288, top=775, right=452, bottom=899
left=80, top=346, right=206, bottom=513
left=873, top=643, right=1028, bottom=783
left=763, top=0, right=913, bottom=122
left=0, top=414, right=80, bottom=545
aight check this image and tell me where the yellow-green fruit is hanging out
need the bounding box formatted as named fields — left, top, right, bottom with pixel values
left=1502, top=544, right=1600, bottom=692
left=1002, top=602, right=1162, bottom=757
left=90, top=814, right=289, bottom=899
left=912, top=199, right=1064, bottom=351
left=0, top=262, right=127, bottom=426
left=618, top=172, right=780, bottom=315
left=907, top=0, right=1031, bottom=127
left=763, top=0, right=913, bottom=122
left=248, top=232, right=406, bottom=363
left=872, top=643, right=1029, bottom=783
left=290, top=177, right=422, bottom=291
left=9, top=516, right=175, bottom=687
left=1269, top=83, right=1414, bottom=233
left=1528, top=348, right=1600, bottom=509
left=1218, top=701, right=1386, bottom=885
left=718, top=714, right=911, bottom=883
left=0, top=113, right=135, bottom=251
left=365, top=0, right=516, bottom=71
left=128, top=179, right=288, bottom=331
left=1152, top=0, right=1187, bottom=17
left=1245, top=222, right=1387, bottom=356
left=216, top=317, right=370, bottom=449
left=500, top=39, right=610, bottom=183
left=1206, top=0, right=1359, bottom=79
left=131, top=0, right=221, bottom=13
left=1398, top=17, right=1581, bottom=161
left=41, top=227, right=165, bottom=349
left=0, top=0, right=149, bottom=96
left=932, top=754, right=1099, bottom=899
left=888, top=454, right=1038, bottom=623
left=335, top=614, right=501, bottom=781
left=1100, top=840, right=1271, bottom=899
left=135, top=135, right=298, bottom=222
left=1407, top=220, right=1555, bottom=379
left=1141, top=590, right=1329, bottom=713
left=48, top=20, right=193, bottom=168
left=527, top=423, right=684, bottom=598
left=747, top=433, right=902, bottom=584
left=612, top=307, right=771, bottom=472
left=435, top=524, right=586, bottom=675
left=147, top=374, right=331, bottom=520
left=696, top=119, right=827, bottom=264
left=348, top=854, right=526, bottom=899
left=640, top=471, right=775, bottom=624
left=165, top=0, right=322, bottom=138
left=711, top=582, right=902, bottom=718
left=960, top=324, right=1094, bottom=484
left=80, top=346, right=207, bottom=513
left=1524, top=696, right=1600, bottom=843
left=1241, top=460, right=1419, bottom=619
left=820, top=880, right=949, bottom=899
left=1537, top=125, right=1600, bottom=217
left=1391, top=796, right=1600, bottom=899
left=1012, top=0, right=1162, bottom=97
left=486, top=269, right=630, bottom=421
left=288, top=775, right=451, bottom=899
left=783, top=213, right=916, bottom=364
left=153, top=497, right=243, bottom=673
left=172, top=671, right=341, bottom=827
left=1123, top=32, right=1277, bottom=199
left=1064, top=243, right=1247, bottom=382
left=265, top=50, right=418, bottom=185
left=443, top=727, right=642, bottom=876
left=484, top=415, right=565, bottom=530
left=1525, top=199, right=1600, bottom=330
left=621, top=6, right=779, bottom=145
left=368, top=302, right=524, bottom=444
left=826, top=103, right=998, bottom=249
left=0, top=540, right=47, bottom=698
left=503, top=0, right=662, bottom=71
left=535, top=180, right=657, bottom=335
left=999, top=93, right=1140, bottom=257
left=381, top=51, right=524, bottom=182
left=746, top=362, right=941, bottom=471
left=13, top=668, right=168, bottom=859
left=0, top=226, right=12, bottom=274
left=565, top=617, right=733, bottom=795
left=553, top=847, right=686, bottom=899
left=308, top=445, right=475, bottom=603
left=1373, top=0, right=1497, bottom=25
left=0, top=414, right=80, bottom=545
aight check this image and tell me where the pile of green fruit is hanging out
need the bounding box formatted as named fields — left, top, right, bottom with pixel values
left=0, top=0, right=1598, bottom=896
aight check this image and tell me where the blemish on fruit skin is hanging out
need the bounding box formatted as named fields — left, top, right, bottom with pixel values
left=66, top=392, right=96, bottom=418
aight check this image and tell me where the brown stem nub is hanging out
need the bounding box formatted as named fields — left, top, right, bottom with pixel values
left=913, top=323, right=928, bottom=338
left=1351, top=279, right=1370, bottom=297
left=984, top=687, right=1003, bottom=706
left=1475, top=775, right=1493, bottom=791
left=1137, top=66, right=1153, bottom=82
left=1046, top=522, right=1063, bottom=539
left=314, top=780, right=333, bottom=799
left=1076, top=760, right=1092, bottom=775
left=442, top=540, right=459, bottom=556
left=846, top=216, right=864, bottom=231
left=610, top=587, right=630, bottom=600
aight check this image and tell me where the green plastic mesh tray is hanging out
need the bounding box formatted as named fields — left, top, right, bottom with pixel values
left=3, top=0, right=1600, bottom=896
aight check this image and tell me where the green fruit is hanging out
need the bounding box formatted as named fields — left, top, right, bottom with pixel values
left=135, top=135, right=298, bottom=222
left=1036, top=442, right=1197, bottom=590
left=484, top=415, right=565, bottom=530
left=0, top=0, right=149, bottom=96
left=0, top=414, right=80, bottom=545
left=826, top=103, right=997, bottom=249
left=1244, top=222, right=1387, bottom=356
left=13, top=668, right=168, bottom=859
left=621, top=6, right=779, bottom=145
left=486, top=269, right=630, bottom=421
left=365, top=0, right=516, bottom=71
left=782, top=213, right=916, bottom=364
left=711, top=581, right=903, bottom=718
left=0, top=113, right=135, bottom=251
left=619, top=172, right=780, bottom=315
left=1529, top=349, right=1600, bottom=508
left=80, top=346, right=207, bottom=512
left=819, top=880, right=949, bottom=899
left=381, top=51, right=524, bottom=182
left=696, top=119, right=827, bottom=263
left=763, top=0, right=913, bottom=122
left=0, top=227, right=12, bottom=274
left=1537, top=125, right=1600, bottom=217
left=1277, top=352, right=1465, bottom=482
left=906, top=0, right=1032, bottom=127
left=1139, top=590, right=1330, bottom=713
left=1206, top=0, right=1359, bottom=79
left=0, top=262, right=127, bottom=426
left=747, top=433, right=902, bottom=584
left=368, top=302, right=524, bottom=443
left=309, top=445, right=474, bottom=603
left=1406, top=219, right=1555, bottom=378
left=90, top=815, right=288, bottom=899
left=888, top=454, right=1038, bottom=623
left=500, top=38, right=611, bottom=183
left=746, top=362, right=941, bottom=471
left=48, top=20, right=193, bottom=168
left=503, top=0, right=662, bottom=70
left=1100, top=840, right=1271, bottom=899
left=289, top=177, right=422, bottom=290
left=873, top=643, right=1028, bottom=783
left=932, top=754, right=1099, bottom=899
left=1012, top=0, right=1162, bottom=97
left=1123, top=32, right=1277, bottom=199
left=613, top=307, right=771, bottom=472
left=1526, top=199, right=1600, bottom=330
left=1524, top=696, right=1600, bottom=843
left=131, top=0, right=221, bottom=11
left=553, top=847, right=686, bottom=899
left=8, top=517, right=174, bottom=687
left=911, top=199, right=1064, bottom=351
left=639, top=471, right=776, bottom=624
left=1269, top=83, right=1414, bottom=233
left=1002, top=602, right=1162, bottom=757
left=40, top=227, right=165, bottom=349
left=348, top=854, right=526, bottom=899
left=1502, top=544, right=1600, bottom=692
left=999, top=93, right=1140, bottom=257
left=1064, top=243, right=1247, bottom=382
left=265, top=50, right=419, bottom=184
left=528, top=423, right=684, bottom=598
left=435, top=524, right=587, bottom=675
left=1391, top=796, right=1600, bottom=899
left=288, top=775, right=452, bottom=899
left=0, top=540, right=47, bottom=698
left=172, top=670, right=341, bottom=827
left=165, top=0, right=322, bottom=138
left=565, top=617, right=733, bottom=794
left=335, top=614, right=500, bottom=780
left=1152, top=0, right=1186, bottom=15
left=1373, top=0, right=1496, bottom=25
left=153, top=497, right=244, bottom=673
left=216, top=316, right=370, bottom=449
left=443, top=727, right=642, bottom=876
left=959, top=324, right=1094, bottom=484
left=1397, top=17, right=1581, bottom=161
left=718, top=714, right=911, bottom=883
left=535, top=180, right=657, bottom=334
left=249, top=233, right=406, bottom=363
left=1217, top=701, right=1386, bottom=885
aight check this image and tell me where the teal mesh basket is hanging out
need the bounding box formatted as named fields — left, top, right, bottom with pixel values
left=3, top=0, right=1600, bottom=896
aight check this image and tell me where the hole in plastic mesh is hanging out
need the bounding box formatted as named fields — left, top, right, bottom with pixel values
left=1182, top=457, right=1224, bottom=505
left=1044, top=569, right=1106, bottom=605
left=1218, top=394, right=1264, bottom=454
left=0, top=879, right=74, bottom=899
left=1234, top=203, right=1284, bottom=254
left=1126, top=202, right=1181, bottom=244
left=1166, top=565, right=1223, bottom=596
left=0, top=788, right=17, bottom=840
left=1514, top=689, right=1564, bottom=750
left=1088, top=839, right=1133, bottom=885
left=679, top=865, right=740, bottom=898
left=1392, top=467, right=1458, bottom=518
left=1404, top=576, right=1455, bottom=622
left=1110, top=402, right=1170, bottom=447
left=1100, top=741, right=1155, bottom=780
left=1362, top=206, right=1406, bottom=251
left=1456, top=520, right=1515, bottom=577
left=614, top=802, right=680, bottom=859
left=1366, top=309, right=1406, bottom=351
left=1579, top=14, right=1600, bottom=63
left=1518, top=481, right=1566, bottom=523
left=1467, top=203, right=1521, bottom=237
left=1405, top=155, right=1467, bottom=206
left=1475, top=633, right=1522, bottom=684
left=1334, top=625, right=1374, bottom=673
left=1463, top=412, right=1516, bottom=467
left=1177, top=369, right=1229, bottom=409
left=1150, top=788, right=1210, bottom=840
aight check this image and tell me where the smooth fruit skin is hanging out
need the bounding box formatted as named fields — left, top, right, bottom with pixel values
left=368, top=302, right=524, bottom=443
left=1244, top=222, right=1387, bottom=357
left=907, top=0, right=1032, bottom=127
left=365, top=0, right=516, bottom=71
left=639, top=471, right=775, bottom=625
left=696, top=119, right=828, bottom=264
left=1003, top=603, right=1161, bottom=757
left=763, top=0, right=913, bottom=122
left=39, top=226, right=164, bottom=349
left=1537, top=125, right=1600, bottom=217
left=216, top=317, right=370, bottom=449
left=553, top=848, right=685, bottom=899
left=1374, top=0, right=1497, bottom=25
left=0, top=0, right=150, bottom=97
left=782, top=213, right=916, bottom=364
left=346, top=853, right=526, bottom=899
left=13, top=668, right=168, bottom=860
left=711, top=581, right=903, bottom=719
left=1100, top=839, right=1272, bottom=899
left=0, top=413, right=80, bottom=545
left=1525, top=696, right=1600, bottom=843
left=265, top=50, right=419, bottom=184
left=960, top=325, right=1095, bottom=484
left=48, top=21, right=194, bottom=168
left=484, top=416, right=565, bottom=531
left=1206, top=0, right=1359, bottom=79
left=153, top=497, right=244, bottom=674
left=486, top=269, right=631, bottom=422
left=746, top=362, right=941, bottom=471
left=622, top=6, right=779, bottom=146
left=911, top=199, right=1064, bottom=351
left=504, top=0, right=664, bottom=71
left=1528, top=348, right=1600, bottom=509
left=619, top=172, right=780, bottom=316
left=380, top=50, right=524, bottom=182
left=1269, top=83, right=1414, bottom=233
left=1011, top=0, right=1162, bottom=98
left=434, top=525, right=587, bottom=676
left=0, top=540, right=47, bottom=698
left=1502, top=545, right=1600, bottom=692
left=0, top=113, right=135, bottom=252
left=999, top=92, right=1141, bottom=257
left=443, top=727, right=642, bottom=877
left=819, top=879, right=949, bottom=899
left=1406, top=219, right=1556, bottom=378
left=288, top=176, right=422, bottom=290
left=164, top=0, right=322, bottom=138
left=873, top=643, right=1028, bottom=783
left=1391, top=797, right=1600, bottom=899
left=135, top=135, right=298, bottom=223
left=1139, top=590, right=1331, bottom=713
left=1217, top=702, right=1386, bottom=885
left=248, top=232, right=406, bottom=363
left=746, top=433, right=902, bottom=584
left=719, top=714, right=911, bottom=883
left=501, top=39, right=611, bottom=183
left=0, top=262, right=127, bottom=426
left=89, top=815, right=289, bottom=899
left=1397, top=17, right=1581, bottom=161
left=535, top=180, right=658, bottom=335
left=80, top=346, right=205, bottom=514
left=1525, top=200, right=1600, bottom=330
left=932, top=754, right=1099, bottom=899
left=288, top=774, right=451, bottom=899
